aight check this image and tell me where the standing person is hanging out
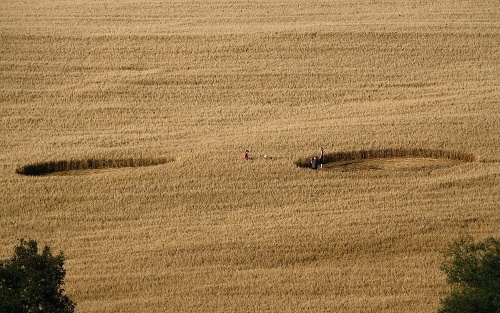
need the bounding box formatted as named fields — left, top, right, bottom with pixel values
left=318, top=147, right=324, bottom=168
left=244, top=149, right=249, bottom=161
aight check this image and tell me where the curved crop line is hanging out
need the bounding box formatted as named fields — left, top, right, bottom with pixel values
left=295, top=148, right=475, bottom=168
left=15, top=157, right=173, bottom=176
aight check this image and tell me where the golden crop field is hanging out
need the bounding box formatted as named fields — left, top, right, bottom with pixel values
left=1, top=0, right=499, bottom=312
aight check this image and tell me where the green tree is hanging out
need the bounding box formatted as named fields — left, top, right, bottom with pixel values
left=0, top=239, right=75, bottom=313
left=439, top=236, right=500, bottom=313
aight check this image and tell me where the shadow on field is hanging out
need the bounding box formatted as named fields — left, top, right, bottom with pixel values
left=295, top=148, right=475, bottom=172
left=16, top=157, right=173, bottom=176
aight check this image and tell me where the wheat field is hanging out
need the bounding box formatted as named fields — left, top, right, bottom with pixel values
left=1, top=0, right=500, bottom=312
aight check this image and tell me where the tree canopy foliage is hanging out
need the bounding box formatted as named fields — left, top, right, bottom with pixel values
left=439, top=236, right=500, bottom=313
left=0, top=239, right=75, bottom=313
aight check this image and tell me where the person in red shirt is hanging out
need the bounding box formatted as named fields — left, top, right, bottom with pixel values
left=244, top=149, right=249, bottom=161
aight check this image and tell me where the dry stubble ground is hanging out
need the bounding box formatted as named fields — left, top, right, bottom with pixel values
left=1, top=0, right=500, bottom=312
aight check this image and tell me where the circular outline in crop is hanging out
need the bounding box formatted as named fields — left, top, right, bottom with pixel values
left=295, top=148, right=475, bottom=171
left=15, top=157, right=173, bottom=176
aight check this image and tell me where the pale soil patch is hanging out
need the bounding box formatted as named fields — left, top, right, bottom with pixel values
left=323, top=157, right=465, bottom=172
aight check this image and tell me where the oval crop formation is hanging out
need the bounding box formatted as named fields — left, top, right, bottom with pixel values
left=16, top=158, right=173, bottom=176
left=296, top=148, right=476, bottom=171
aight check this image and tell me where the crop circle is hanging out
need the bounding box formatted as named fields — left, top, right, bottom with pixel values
left=15, top=157, right=173, bottom=176
left=295, top=148, right=475, bottom=171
